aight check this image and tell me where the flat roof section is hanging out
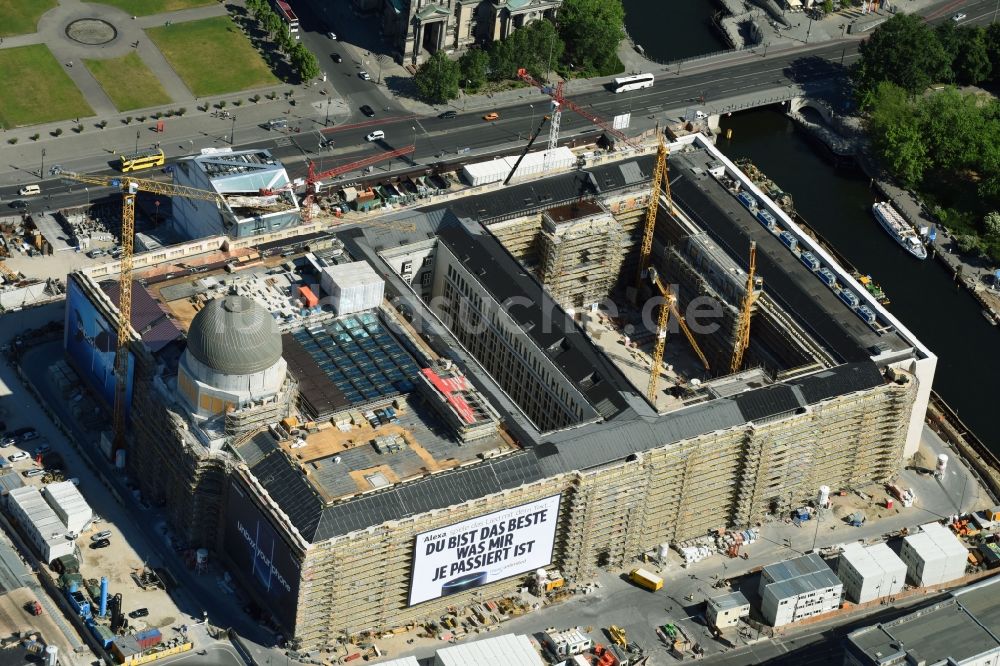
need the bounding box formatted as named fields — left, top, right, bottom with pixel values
left=670, top=150, right=911, bottom=362
left=283, top=312, right=421, bottom=419
left=281, top=396, right=511, bottom=502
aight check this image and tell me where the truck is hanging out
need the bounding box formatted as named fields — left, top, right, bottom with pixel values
left=629, top=568, right=663, bottom=592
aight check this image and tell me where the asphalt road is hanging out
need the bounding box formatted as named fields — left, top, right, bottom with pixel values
left=2, top=0, right=993, bottom=214
left=0, top=42, right=856, bottom=214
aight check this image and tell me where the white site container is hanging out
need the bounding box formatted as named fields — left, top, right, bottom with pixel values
left=321, top=261, right=385, bottom=316
left=461, top=147, right=576, bottom=186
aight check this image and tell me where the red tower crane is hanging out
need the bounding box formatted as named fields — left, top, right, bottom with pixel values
left=300, top=145, right=415, bottom=220
left=516, top=68, right=640, bottom=149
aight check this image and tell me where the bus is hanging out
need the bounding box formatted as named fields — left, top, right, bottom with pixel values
left=272, top=0, right=300, bottom=39
left=612, top=73, right=654, bottom=93
left=119, top=148, right=165, bottom=172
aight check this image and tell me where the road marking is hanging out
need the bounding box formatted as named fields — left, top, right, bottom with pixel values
left=275, top=138, right=292, bottom=147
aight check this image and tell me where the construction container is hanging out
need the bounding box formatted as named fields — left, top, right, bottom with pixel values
left=779, top=231, right=798, bottom=250
left=629, top=568, right=664, bottom=592
left=134, top=628, right=162, bottom=650
left=87, top=620, right=115, bottom=648
left=52, top=554, right=79, bottom=575
left=112, top=636, right=141, bottom=663
left=737, top=192, right=757, bottom=210
left=298, top=285, right=319, bottom=308
left=320, top=262, right=385, bottom=316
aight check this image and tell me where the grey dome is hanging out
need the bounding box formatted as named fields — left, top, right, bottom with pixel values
left=186, top=295, right=281, bottom=375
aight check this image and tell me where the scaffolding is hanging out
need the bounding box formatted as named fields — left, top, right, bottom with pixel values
left=538, top=205, right=626, bottom=310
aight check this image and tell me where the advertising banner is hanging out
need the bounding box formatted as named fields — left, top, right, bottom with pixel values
left=409, top=494, right=561, bottom=606
left=63, top=276, right=133, bottom=415
left=224, top=479, right=301, bottom=630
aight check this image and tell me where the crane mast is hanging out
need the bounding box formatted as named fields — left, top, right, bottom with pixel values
left=730, top=241, right=760, bottom=373
left=636, top=134, right=670, bottom=290
left=62, top=171, right=222, bottom=451
left=646, top=267, right=710, bottom=403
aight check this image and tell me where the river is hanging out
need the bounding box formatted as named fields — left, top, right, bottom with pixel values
left=716, top=108, right=1000, bottom=451
left=622, top=0, right=728, bottom=62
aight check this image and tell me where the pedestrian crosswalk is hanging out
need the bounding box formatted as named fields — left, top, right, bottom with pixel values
left=274, top=137, right=292, bottom=147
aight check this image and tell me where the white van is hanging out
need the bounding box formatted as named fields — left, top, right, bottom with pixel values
left=18, top=185, right=40, bottom=196
left=366, top=130, right=385, bottom=142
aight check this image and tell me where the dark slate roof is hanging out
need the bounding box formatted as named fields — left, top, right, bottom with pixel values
left=669, top=159, right=886, bottom=362
left=789, top=362, right=885, bottom=403
left=100, top=280, right=183, bottom=353
left=422, top=158, right=651, bottom=221
left=311, top=452, right=544, bottom=541
left=282, top=333, right=350, bottom=420
left=435, top=221, right=634, bottom=418
left=244, top=443, right=325, bottom=539
left=734, top=384, right=803, bottom=423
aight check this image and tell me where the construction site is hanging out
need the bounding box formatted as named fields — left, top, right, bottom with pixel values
left=47, top=121, right=937, bottom=653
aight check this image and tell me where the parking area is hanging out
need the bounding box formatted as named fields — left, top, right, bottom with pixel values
left=0, top=306, right=190, bottom=645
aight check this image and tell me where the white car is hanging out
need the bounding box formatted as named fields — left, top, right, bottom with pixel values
left=952, top=12, right=966, bottom=21
left=359, top=70, right=371, bottom=81
left=366, top=130, right=385, bottom=142
left=327, top=32, right=336, bottom=40
left=8, top=452, right=28, bottom=462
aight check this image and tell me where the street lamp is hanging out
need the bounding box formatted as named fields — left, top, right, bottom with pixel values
left=529, top=104, right=534, bottom=136
left=324, top=98, right=332, bottom=127
left=231, top=115, right=237, bottom=146
left=135, top=130, right=140, bottom=154
left=376, top=53, right=387, bottom=85
left=39, top=149, right=45, bottom=179
left=411, top=125, right=417, bottom=165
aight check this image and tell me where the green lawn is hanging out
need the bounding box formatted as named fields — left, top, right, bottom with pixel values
left=83, top=0, right=214, bottom=17
left=0, top=45, right=93, bottom=128
left=147, top=16, right=277, bottom=97
left=84, top=53, right=172, bottom=111
left=0, top=0, right=57, bottom=37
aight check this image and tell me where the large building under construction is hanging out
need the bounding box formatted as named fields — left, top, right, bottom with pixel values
left=64, top=134, right=934, bottom=649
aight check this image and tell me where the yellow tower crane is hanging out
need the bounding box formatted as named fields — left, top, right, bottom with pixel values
left=62, top=171, right=223, bottom=451
left=635, top=133, right=672, bottom=290
left=647, top=266, right=710, bottom=403
left=730, top=241, right=761, bottom=373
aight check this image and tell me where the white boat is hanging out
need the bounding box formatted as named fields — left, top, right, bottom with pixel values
left=872, top=202, right=927, bottom=260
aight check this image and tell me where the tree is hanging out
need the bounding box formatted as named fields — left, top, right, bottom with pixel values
left=276, top=29, right=294, bottom=54
left=916, top=87, right=985, bottom=173
left=852, top=13, right=950, bottom=99
left=508, top=20, right=563, bottom=79
left=986, top=23, right=1000, bottom=82
left=414, top=51, right=460, bottom=104
left=488, top=37, right=518, bottom=82
left=262, top=10, right=282, bottom=39
left=983, top=211, right=1000, bottom=241
left=459, top=48, right=489, bottom=92
left=953, top=26, right=991, bottom=85
left=290, top=43, right=319, bottom=81
left=935, top=22, right=961, bottom=82
left=559, top=0, right=625, bottom=76
left=955, top=233, right=986, bottom=255
left=866, top=82, right=930, bottom=186
left=823, top=0, right=834, bottom=12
